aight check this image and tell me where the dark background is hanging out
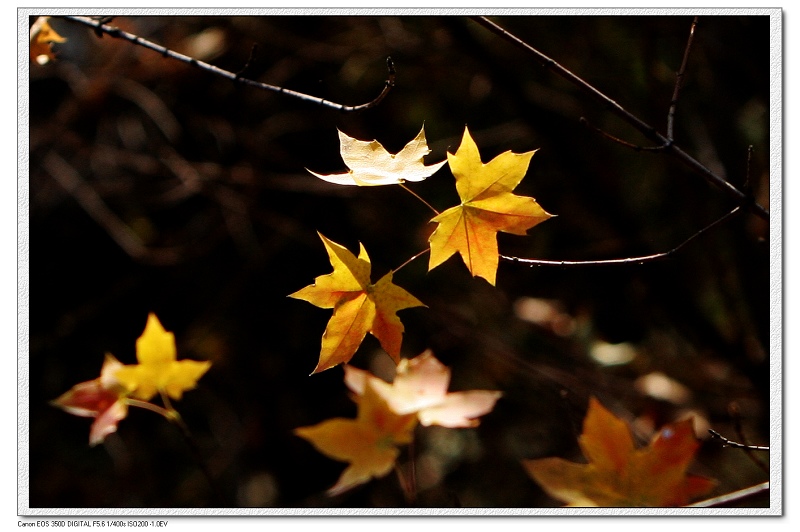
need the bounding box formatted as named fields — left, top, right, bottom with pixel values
left=28, top=15, right=770, bottom=508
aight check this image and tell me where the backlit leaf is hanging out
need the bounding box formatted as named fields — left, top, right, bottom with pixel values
left=344, top=350, right=501, bottom=428
left=30, top=16, right=66, bottom=65
left=428, top=126, right=552, bottom=285
left=294, top=382, right=417, bottom=496
left=289, top=233, right=425, bottom=373
left=523, top=397, right=716, bottom=507
left=51, top=354, right=129, bottom=446
left=114, top=313, right=211, bottom=400
left=307, top=126, right=446, bottom=186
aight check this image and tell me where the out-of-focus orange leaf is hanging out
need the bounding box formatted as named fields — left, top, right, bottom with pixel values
left=307, top=126, right=446, bottom=186
left=30, top=16, right=66, bottom=65
left=345, top=350, right=501, bottom=428
left=51, top=355, right=129, bottom=446
left=428, top=126, right=552, bottom=285
left=289, top=233, right=425, bottom=373
left=523, top=397, right=716, bottom=507
left=294, top=382, right=418, bottom=496
left=114, top=313, right=211, bottom=400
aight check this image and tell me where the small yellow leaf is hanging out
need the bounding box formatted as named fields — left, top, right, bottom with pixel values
left=307, top=126, right=446, bottom=186
left=289, top=234, right=425, bottom=373
left=114, top=313, right=211, bottom=400
left=428, top=126, right=552, bottom=285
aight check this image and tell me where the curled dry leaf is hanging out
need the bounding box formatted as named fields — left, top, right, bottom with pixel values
left=307, top=126, right=446, bottom=186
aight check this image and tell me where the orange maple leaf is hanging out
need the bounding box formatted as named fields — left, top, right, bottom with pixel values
left=428, top=126, right=552, bottom=285
left=523, top=397, right=716, bottom=507
left=289, top=233, right=425, bottom=374
left=294, top=382, right=418, bottom=496
left=344, top=350, right=501, bottom=428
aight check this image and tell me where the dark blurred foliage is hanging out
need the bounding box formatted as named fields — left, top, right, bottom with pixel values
left=28, top=15, right=770, bottom=509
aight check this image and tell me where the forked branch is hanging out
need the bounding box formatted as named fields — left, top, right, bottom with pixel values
left=60, top=16, right=396, bottom=112
left=470, top=16, right=768, bottom=221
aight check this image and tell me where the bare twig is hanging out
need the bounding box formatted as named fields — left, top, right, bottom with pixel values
left=744, top=145, right=754, bottom=192
left=686, top=481, right=769, bottom=508
left=469, top=16, right=769, bottom=221
left=580, top=117, right=666, bottom=152
left=60, top=16, right=396, bottom=112
left=501, top=206, right=741, bottom=267
left=667, top=17, right=698, bottom=140
left=708, top=429, right=770, bottom=452
left=727, top=402, right=770, bottom=474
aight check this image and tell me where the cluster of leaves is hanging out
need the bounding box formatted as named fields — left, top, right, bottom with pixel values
left=52, top=313, right=211, bottom=446
left=294, top=125, right=551, bottom=374
left=38, top=17, right=734, bottom=506
left=288, top=125, right=714, bottom=504
left=295, top=351, right=501, bottom=495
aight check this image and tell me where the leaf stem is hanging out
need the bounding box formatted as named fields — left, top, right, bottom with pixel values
left=394, top=247, right=430, bottom=274
left=399, top=183, right=440, bottom=215
left=125, top=398, right=172, bottom=419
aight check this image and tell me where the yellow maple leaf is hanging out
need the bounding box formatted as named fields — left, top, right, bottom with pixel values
left=522, top=397, right=716, bottom=507
left=114, top=313, right=211, bottom=401
left=294, top=382, right=418, bottom=496
left=30, top=16, right=67, bottom=65
left=344, top=350, right=501, bottom=428
left=289, top=233, right=425, bottom=374
left=307, top=126, right=446, bottom=186
left=428, top=126, right=552, bottom=285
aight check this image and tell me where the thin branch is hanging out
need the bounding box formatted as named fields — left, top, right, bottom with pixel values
left=580, top=117, right=666, bottom=152
left=667, top=17, right=698, bottom=140
left=60, top=16, right=396, bottom=112
left=708, top=429, right=770, bottom=452
left=469, top=16, right=768, bottom=221
left=126, top=397, right=228, bottom=505
left=727, top=402, right=770, bottom=473
left=501, top=206, right=741, bottom=267
left=686, top=481, right=769, bottom=508
left=235, top=43, right=259, bottom=80
left=744, top=145, right=754, bottom=192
